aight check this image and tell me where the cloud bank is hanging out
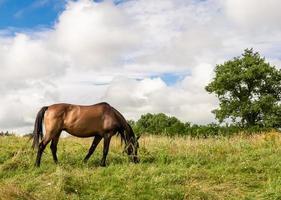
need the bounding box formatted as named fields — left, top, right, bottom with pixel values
left=0, top=0, right=281, bottom=132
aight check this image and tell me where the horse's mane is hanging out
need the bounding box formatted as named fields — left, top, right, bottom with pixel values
left=126, top=123, right=135, bottom=139
left=111, top=106, right=135, bottom=145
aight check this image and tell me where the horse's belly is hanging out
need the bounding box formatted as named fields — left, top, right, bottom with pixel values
left=64, top=115, right=104, bottom=137
left=65, top=129, right=101, bottom=138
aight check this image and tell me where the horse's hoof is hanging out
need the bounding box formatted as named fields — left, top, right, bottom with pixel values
left=100, top=163, right=106, bottom=167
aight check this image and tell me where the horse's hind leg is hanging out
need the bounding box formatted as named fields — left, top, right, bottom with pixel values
left=50, top=133, right=61, bottom=164
left=35, top=125, right=62, bottom=167
left=35, top=135, right=52, bottom=167
left=84, top=135, right=102, bottom=162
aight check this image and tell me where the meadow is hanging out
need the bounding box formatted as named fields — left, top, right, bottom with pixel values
left=1, top=133, right=281, bottom=200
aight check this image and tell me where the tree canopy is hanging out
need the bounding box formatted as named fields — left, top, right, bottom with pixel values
left=206, top=49, right=281, bottom=127
left=128, top=113, right=264, bottom=137
left=130, top=113, right=189, bottom=136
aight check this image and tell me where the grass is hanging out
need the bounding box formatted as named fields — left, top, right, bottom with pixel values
left=1, top=132, right=281, bottom=199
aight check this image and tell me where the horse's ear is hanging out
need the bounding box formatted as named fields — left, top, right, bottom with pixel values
left=136, top=135, right=141, bottom=141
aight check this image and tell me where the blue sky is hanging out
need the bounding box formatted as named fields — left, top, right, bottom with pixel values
left=0, top=0, right=65, bottom=29
left=0, top=0, right=125, bottom=29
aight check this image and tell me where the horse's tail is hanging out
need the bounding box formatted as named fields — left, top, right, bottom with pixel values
left=32, top=106, right=48, bottom=149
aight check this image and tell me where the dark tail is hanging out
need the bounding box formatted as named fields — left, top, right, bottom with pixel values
left=32, top=106, right=48, bottom=149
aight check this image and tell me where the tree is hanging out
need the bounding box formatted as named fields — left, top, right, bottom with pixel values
left=134, top=113, right=188, bottom=135
left=206, top=49, right=281, bottom=127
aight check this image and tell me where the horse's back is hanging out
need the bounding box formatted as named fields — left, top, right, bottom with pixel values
left=46, top=103, right=70, bottom=117
left=46, top=102, right=110, bottom=118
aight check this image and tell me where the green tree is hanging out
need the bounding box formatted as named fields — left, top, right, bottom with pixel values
left=206, top=49, right=281, bottom=127
left=134, top=113, right=188, bottom=135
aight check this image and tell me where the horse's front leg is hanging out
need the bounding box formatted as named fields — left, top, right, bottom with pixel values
left=100, top=134, right=112, bottom=167
left=84, top=135, right=102, bottom=162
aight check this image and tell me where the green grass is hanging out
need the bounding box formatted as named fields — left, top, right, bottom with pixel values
left=1, top=133, right=281, bottom=199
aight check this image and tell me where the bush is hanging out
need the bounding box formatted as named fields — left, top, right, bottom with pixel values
left=0, top=131, right=15, bottom=136
left=129, top=113, right=276, bottom=138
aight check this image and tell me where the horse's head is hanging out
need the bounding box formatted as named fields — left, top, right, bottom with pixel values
left=125, top=135, right=140, bottom=163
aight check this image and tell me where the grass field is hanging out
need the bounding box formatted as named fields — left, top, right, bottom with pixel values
left=1, top=133, right=281, bottom=200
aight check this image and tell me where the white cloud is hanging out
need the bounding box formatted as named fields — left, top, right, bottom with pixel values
left=103, top=69, right=217, bottom=124
left=121, top=0, right=224, bottom=70
left=223, top=0, right=281, bottom=30
left=52, top=0, right=140, bottom=69
left=0, top=0, right=280, bottom=132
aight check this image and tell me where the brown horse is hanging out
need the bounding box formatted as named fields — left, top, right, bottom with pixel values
left=32, top=102, right=140, bottom=167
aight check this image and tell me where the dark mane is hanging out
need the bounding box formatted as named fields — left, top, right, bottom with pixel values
left=110, top=106, right=135, bottom=144
left=126, top=123, right=135, bottom=140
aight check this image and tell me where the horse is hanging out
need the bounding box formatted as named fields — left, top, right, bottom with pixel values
left=32, top=102, right=140, bottom=167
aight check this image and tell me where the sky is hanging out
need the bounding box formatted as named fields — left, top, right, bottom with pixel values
left=0, top=0, right=281, bottom=133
